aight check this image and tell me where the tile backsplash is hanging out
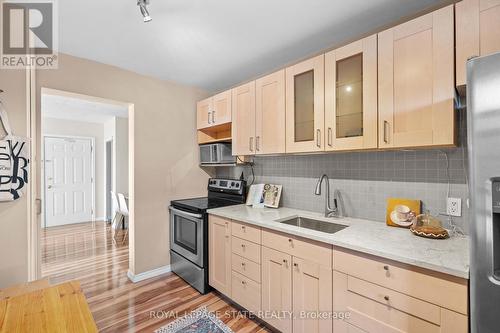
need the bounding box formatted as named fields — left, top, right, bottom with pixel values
left=217, top=110, right=470, bottom=233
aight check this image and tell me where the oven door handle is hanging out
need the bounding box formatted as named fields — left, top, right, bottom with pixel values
left=169, top=206, right=203, bottom=220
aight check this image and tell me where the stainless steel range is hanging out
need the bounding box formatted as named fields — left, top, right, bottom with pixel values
left=169, top=178, right=246, bottom=294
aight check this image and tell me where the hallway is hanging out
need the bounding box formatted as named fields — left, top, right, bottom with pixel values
left=41, top=222, right=268, bottom=332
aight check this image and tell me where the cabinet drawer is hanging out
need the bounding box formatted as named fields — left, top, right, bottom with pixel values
left=346, top=291, right=440, bottom=333
left=232, top=221, right=261, bottom=244
left=232, top=253, right=261, bottom=283
left=232, top=236, right=261, bottom=263
left=262, top=229, right=332, bottom=267
left=334, top=248, right=468, bottom=314
left=347, top=276, right=441, bottom=325
left=231, top=271, right=261, bottom=314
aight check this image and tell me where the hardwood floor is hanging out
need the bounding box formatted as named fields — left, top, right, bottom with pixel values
left=41, top=222, right=270, bottom=333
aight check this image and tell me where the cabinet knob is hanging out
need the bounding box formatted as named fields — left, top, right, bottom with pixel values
left=241, top=280, right=246, bottom=285
left=293, top=263, right=298, bottom=267
left=241, top=262, right=246, bottom=267
left=384, top=296, right=390, bottom=301
left=241, top=226, right=246, bottom=230
left=241, top=244, right=246, bottom=248
left=383, top=265, right=389, bottom=271
left=288, top=238, right=292, bottom=243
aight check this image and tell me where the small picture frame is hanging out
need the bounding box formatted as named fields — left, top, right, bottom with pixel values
left=262, top=184, right=282, bottom=208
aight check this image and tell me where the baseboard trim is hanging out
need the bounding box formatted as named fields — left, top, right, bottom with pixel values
left=127, top=265, right=171, bottom=283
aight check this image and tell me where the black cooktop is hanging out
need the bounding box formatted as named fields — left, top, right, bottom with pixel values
left=171, top=178, right=246, bottom=214
left=171, top=197, right=242, bottom=213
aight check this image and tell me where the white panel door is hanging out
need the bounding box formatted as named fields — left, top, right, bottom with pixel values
left=44, top=137, right=93, bottom=227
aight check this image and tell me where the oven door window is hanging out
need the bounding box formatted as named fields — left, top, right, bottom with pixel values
left=173, top=215, right=198, bottom=254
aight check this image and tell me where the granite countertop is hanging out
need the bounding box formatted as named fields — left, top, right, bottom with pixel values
left=207, top=205, right=470, bottom=279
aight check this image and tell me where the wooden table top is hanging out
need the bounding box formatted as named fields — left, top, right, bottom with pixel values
left=0, top=281, right=98, bottom=333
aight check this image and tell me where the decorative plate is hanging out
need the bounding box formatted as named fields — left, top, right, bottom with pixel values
left=410, top=225, right=449, bottom=239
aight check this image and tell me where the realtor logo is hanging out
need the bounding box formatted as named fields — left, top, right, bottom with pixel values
left=1, top=0, right=58, bottom=69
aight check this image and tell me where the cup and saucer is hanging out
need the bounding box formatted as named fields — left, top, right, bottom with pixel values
left=390, top=205, right=416, bottom=227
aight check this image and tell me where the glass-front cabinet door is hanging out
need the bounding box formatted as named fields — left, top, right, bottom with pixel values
left=285, top=55, right=325, bottom=153
left=325, top=35, right=378, bottom=151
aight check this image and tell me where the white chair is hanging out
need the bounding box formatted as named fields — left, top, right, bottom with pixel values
left=117, top=193, right=129, bottom=244
left=110, top=191, right=122, bottom=244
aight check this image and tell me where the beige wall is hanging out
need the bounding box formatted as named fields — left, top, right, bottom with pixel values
left=103, top=116, right=129, bottom=219
left=0, top=69, right=29, bottom=288
left=42, top=117, right=106, bottom=220
left=36, top=54, right=210, bottom=275
left=115, top=117, right=129, bottom=195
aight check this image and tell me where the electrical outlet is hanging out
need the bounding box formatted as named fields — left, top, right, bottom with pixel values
left=447, top=198, right=462, bottom=217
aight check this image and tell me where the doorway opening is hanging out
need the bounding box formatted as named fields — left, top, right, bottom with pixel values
left=39, top=88, right=131, bottom=284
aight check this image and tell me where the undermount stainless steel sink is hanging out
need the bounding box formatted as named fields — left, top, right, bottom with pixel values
left=278, top=216, right=348, bottom=234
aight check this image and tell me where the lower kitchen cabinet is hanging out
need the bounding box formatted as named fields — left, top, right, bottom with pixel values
left=261, top=246, right=293, bottom=333
left=292, top=257, right=333, bottom=333
left=208, top=215, right=232, bottom=295
left=332, top=250, right=469, bottom=333
left=208, top=216, right=468, bottom=333
left=231, top=271, right=261, bottom=314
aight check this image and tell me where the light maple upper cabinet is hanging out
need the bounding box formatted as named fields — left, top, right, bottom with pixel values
left=261, top=247, right=293, bottom=333
left=255, top=70, right=286, bottom=154
left=212, top=90, right=232, bottom=126
left=232, top=82, right=256, bottom=156
left=196, top=97, right=213, bottom=129
left=292, top=257, right=332, bottom=333
left=208, top=216, right=232, bottom=295
left=456, top=0, right=500, bottom=87
left=196, top=90, right=231, bottom=130
left=325, top=35, right=378, bottom=151
left=286, top=55, right=325, bottom=153
left=378, top=5, right=455, bottom=149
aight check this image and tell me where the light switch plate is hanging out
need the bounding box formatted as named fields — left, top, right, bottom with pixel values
left=447, top=197, right=462, bottom=217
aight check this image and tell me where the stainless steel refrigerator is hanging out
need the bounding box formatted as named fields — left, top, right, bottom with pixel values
left=467, top=52, right=500, bottom=333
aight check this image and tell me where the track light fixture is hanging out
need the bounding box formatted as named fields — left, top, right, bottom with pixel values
left=137, top=0, right=152, bottom=23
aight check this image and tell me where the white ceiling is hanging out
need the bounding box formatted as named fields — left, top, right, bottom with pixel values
left=59, top=0, right=450, bottom=92
left=42, top=94, right=128, bottom=123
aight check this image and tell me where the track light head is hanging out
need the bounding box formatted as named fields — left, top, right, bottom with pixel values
left=137, top=0, right=152, bottom=23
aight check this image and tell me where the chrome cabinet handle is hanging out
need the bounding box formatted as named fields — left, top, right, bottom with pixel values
left=328, top=127, right=333, bottom=147
left=383, top=121, right=389, bottom=144
left=212, top=110, right=216, bottom=124
left=256, top=136, right=260, bottom=151
left=208, top=111, right=212, bottom=124
left=316, top=129, right=321, bottom=148
left=249, top=137, right=254, bottom=152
